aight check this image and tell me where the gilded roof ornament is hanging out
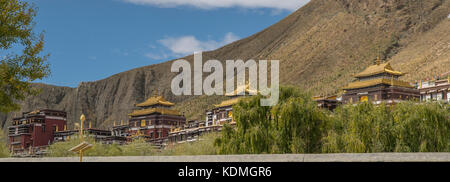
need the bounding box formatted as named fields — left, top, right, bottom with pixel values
left=135, top=95, right=175, bottom=107
left=353, top=62, right=405, bottom=78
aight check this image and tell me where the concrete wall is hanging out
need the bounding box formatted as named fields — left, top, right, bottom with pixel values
left=0, top=153, right=449, bottom=162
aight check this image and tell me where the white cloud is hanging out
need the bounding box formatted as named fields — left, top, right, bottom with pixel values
left=158, top=32, right=239, bottom=55
left=222, top=32, right=240, bottom=44
left=145, top=52, right=170, bottom=60
left=122, top=0, right=309, bottom=11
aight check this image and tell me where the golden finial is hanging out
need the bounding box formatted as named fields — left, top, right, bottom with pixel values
left=154, top=88, right=158, bottom=97
left=120, top=120, right=124, bottom=125
left=80, top=114, right=85, bottom=142
left=391, top=75, right=394, bottom=86
left=80, top=114, right=86, bottom=122
left=64, top=124, right=67, bottom=131
left=89, top=121, right=92, bottom=129
left=113, top=121, right=116, bottom=127
left=376, top=56, right=381, bottom=65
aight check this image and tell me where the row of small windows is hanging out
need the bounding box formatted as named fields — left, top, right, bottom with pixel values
left=12, top=118, right=45, bottom=125
left=349, top=94, right=414, bottom=103
left=215, top=111, right=233, bottom=119
left=421, top=92, right=450, bottom=102
left=148, top=131, right=167, bottom=138
left=131, top=120, right=179, bottom=127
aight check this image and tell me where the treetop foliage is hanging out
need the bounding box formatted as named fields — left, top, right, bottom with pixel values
left=216, top=86, right=450, bottom=154
left=0, top=0, right=49, bottom=113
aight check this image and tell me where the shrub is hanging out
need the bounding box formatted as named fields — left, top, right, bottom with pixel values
left=119, top=138, right=157, bottom=156
left=47, top=133, right=218, bottom=157
left=47, top=137, right=157, bottom=157
left=162, top=132, right=220, bottom=155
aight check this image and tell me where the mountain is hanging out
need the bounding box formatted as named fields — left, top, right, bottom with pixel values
left=1, top=0, right=449, bottom=130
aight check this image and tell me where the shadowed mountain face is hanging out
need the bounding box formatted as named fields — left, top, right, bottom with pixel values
left=1, top=0, right=449, bottom=129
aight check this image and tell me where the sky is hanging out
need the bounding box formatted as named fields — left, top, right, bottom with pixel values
left=23, top=0, right=309, bottom=87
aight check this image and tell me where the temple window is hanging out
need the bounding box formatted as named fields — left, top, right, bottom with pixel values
left=360, top=96, right=368, bottom=102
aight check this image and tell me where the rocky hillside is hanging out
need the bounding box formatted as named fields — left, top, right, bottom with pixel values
left=1, top=0, right=449, bottom=129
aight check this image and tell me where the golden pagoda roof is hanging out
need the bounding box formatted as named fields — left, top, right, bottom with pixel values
left=353, top=62, right=405, bottom=78
left=214, top=98, right=241, bottom=108
left=343, top=78, right=414, bottom=90
left=136, top=95, right=175, bottom=107
left=225, top=83, right=258, bottom=96
left=128, top=108, right=181, bottom=117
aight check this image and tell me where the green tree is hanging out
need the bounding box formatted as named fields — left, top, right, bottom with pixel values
left=392, top=102, right=449, bottom=152
left=322, top=102, right=396, bottom=153
left=215, top=86, right=329, bottom=154
left=322, top=101, right=449, bottom=153
left=0, top=0, right=49, bottom=113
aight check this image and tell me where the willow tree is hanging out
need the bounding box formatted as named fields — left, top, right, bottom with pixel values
left=392, top=102, right=449, bottom=152
left=322, top=101, right=449, bottom=153
left=322, top=102, right=396, bottom=153
left=0, top=0, right=49, bottom=113
left=215, top=86, right=329, bottom=154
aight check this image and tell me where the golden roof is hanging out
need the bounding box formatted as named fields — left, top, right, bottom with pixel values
left=29, top=110, right=40, bottom=114
left=128, top=108, right=181, bottom=117
left=214, top=98, right=241, bottom=108
left=136, top=95, right=175, bottom=107
left=353, top=62, right=405, bottom=78
left=343, top=78, right=414, bottom=90
left=225, top=83, right=258, bottom=96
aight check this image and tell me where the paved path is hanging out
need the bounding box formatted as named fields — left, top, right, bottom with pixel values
left=0, top=153, right=449, bottom=162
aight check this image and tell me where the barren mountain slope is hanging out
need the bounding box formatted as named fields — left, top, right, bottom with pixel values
left=1, top=0, right=449, bottom=129
left=390, top=19, right=450, bottom=81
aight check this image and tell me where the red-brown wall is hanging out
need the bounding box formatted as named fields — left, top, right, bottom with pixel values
left=31, top=118, right=66, bottom=147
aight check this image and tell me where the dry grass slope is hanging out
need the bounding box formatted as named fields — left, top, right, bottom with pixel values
left=1, top=0, right=449, bottom=129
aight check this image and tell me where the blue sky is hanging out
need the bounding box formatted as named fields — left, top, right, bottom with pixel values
left=24, top=0, right=309, bottom=87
